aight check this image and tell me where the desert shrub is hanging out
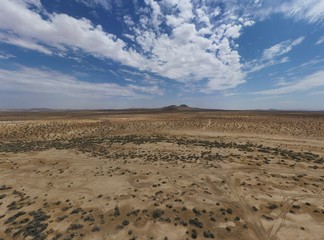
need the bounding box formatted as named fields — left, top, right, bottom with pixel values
left=122, top=220, right=129, bottom=226
left=29, top=210, right=49, bottom=222
left=4, top=211, right=26, bottom=224
left=226, top=208, right=233, bottom=214
left=19, top=218, right=30, bottom=224
left=191, top=229, right=197, bottom=239
left=0, top=185, right=12, bottom=190
left=203, top=230, right=215, bottom=238
left=189, top=218, right=203, bottom=228
left=84, top=215, right=95, bottom=222
left=7, top=201, right=22, bottom=211
left=68, top=224, right=83, bottom=230
left=71, top=208, right=82, bottom=214
left=262, top=215, right=273, bottom=221
left=114, top=206, right=121, bottom=217
left=20, top=209, right=50, bottom=240
left=92, top=226, right=100, bottom=232
left=152, top=209, right=164, bottom=219
left=252, top=206, right=258, bottom=211
left=267, top=204, right=278, bottom=210
left=56, top=215, right=68, bottom=222
left=192, top=208, right=202, bottom=216
left=52, top=233, right=62, bottom=240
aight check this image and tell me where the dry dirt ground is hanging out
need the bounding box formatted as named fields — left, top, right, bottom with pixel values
left=0, top=110, right=323, bottom=240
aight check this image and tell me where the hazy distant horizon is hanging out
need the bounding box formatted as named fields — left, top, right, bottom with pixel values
left=1, top=105, right=324, bottom=112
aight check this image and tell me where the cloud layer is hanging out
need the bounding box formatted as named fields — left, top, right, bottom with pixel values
left=0, top=0, right=253, bottom=92
left=245, top=37, right=304, bottom=73
left=255, top=0, right=324, bottom=24
left=0, top=66, right=163, bottom=99
left=256, top=70, right=324, bottom=95
left=0, top=0, right=323, bottom=110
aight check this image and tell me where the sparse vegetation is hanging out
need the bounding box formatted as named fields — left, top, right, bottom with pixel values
left=152, top=209, right=164, bottom=219
left=68, top=223, right=84, bottom=231
left=0, top=110, right=323, bottom=239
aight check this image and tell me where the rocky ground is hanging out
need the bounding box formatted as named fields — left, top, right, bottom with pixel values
left=0, top=110, right=323, bottom=240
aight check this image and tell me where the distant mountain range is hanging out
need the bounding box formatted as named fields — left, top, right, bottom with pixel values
left=1, top=105, right=324, bottom=112
left=161, top=104, right=198, bottom=111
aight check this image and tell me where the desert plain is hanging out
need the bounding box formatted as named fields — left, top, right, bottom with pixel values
left=0, top=108, right=323, bottom=240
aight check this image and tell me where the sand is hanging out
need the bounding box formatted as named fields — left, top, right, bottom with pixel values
left=0, top=110, right=323, bottom=240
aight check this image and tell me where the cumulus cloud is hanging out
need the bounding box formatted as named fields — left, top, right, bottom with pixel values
left=130, top=0, right=250, bottom=91
left=0, top=0, right=253, bottom=93
left=255, top=70, right=324, bottom=95
left=16, top=0, right=42, bottom=9
left=0, top=0, right=146, bottom=68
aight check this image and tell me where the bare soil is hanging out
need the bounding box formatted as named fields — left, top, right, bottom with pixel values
left=0, top=110, right=323, bottom=240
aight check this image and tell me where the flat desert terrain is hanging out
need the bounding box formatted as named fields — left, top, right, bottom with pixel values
left=0, top=109, right=323, bottom=240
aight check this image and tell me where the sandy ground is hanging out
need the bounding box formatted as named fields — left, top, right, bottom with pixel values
left=0, top=110, right=323, bottom=240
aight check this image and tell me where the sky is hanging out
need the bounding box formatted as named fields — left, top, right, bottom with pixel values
left=0, top=0, right=323, bottom=110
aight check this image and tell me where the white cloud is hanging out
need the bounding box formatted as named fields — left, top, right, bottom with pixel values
left=145, top=0, right=162, bottom=28
left=262, top=37, right=304, bottom=60
left=274, top=78, right=291, bottom=87
left=0, top=52, right=15, bottom=59
left=245, top=37, right=303, bottom=73
left=280, top=57, right=289, bottom=63
left=0, top=0, right=253, bottom=93
left=128, top=84, right=164, bottom=96
left=16, top=0, right=42, bottom=9
left=0, top=66, right=165, bottom=101
left=211, top=7, right=222, bottom=17
left=78, top=0, right=249, bottom=92
left=316, top=36, right=324, bottom=45
left=0, top=33, right=52, bottom=55
left=311, top=90, right=324, bottom=96
left=123, top=15, right=135, bottom=27
left=256, top=0, right=324, bottom=24
left=0, top=66, right=130, bottom=97
left=224, top=24, right=242, bottom=39
left=0, top=66, right=152, bottom=109
left=130, top=0, right=248, bottom=91
left=283, top=0, right=324, bottom=24
left=76, top=0, right=113, bottom=11
left=0, top=0, right=146, bottom=68
left=223, top=92, right=241, bottom=97
left=255, top=70, right=324, bottom=95
left=286, top=58, right=324, bottom=74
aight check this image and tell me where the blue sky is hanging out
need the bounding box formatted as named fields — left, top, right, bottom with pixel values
left=0, top=0, right=323, bottom=109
